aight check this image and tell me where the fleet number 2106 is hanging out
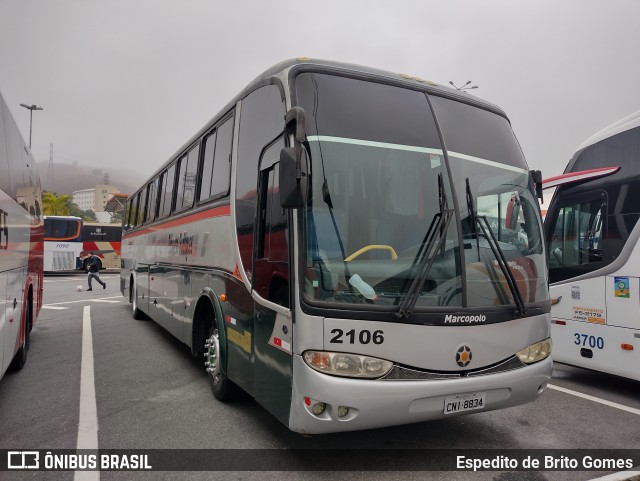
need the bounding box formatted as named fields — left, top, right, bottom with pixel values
left=329, top=328, right=384, bottom=345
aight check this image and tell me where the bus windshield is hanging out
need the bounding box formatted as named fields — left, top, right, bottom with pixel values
left=44, top=217, right=82, bottom=240
left=296, top=72, right=547, bottom=310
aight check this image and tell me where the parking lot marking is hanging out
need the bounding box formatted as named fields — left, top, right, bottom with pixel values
left=548, top=384, right=640, bottom=416
left=41, top=305, right=68, bottom=310
left=44, top=296, right=123, bottom=307
left=75, top=306, right=99, bottom=481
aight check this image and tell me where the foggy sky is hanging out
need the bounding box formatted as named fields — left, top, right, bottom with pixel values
left=1, top=0, right=639, bottom=199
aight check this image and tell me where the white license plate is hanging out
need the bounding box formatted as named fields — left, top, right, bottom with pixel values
left=444, top=392, right=486, bottom=414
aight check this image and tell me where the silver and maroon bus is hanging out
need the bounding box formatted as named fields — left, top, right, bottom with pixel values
left=544, top=110, right=640, bottom=381
left=0, top=90, right=43, bottom=381
left=121, top=59, right=552, bottom=433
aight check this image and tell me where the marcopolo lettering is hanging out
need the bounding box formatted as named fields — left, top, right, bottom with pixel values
left=444, top=314, right=487, bottom=324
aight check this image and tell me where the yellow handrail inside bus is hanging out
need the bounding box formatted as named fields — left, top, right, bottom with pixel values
left=344, top=244, right=398, bottom=262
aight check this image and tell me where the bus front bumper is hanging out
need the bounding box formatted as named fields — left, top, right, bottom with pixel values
left=288, top=354, right=552, bottom=434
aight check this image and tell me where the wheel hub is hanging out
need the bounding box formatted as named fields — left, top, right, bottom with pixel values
left=205, top=329, right=221, bottom=384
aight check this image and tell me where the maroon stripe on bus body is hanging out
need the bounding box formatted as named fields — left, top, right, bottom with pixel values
left=123, top=205, right=231, bottom=239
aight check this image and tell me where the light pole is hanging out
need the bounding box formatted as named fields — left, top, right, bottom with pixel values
left=449, top=81, right=478, bottom=93
left=19, top=103, right=44, bottom=148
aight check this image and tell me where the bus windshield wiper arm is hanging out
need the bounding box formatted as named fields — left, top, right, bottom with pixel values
left=466, top=178, right=527, bottom=316
left=396, top=174, right=452, bottom=319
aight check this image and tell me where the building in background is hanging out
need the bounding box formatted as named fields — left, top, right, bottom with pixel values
left=73, top=183, right=119, bottom=221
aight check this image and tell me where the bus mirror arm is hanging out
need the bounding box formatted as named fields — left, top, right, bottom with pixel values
left=530, top=170, right=543, bottom=203
left=285, top=106, right=306, bottom=143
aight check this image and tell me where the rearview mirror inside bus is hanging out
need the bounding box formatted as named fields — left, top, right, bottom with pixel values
left=280, top=147, right=307, bottom=208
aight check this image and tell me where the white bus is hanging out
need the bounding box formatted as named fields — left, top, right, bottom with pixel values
left=544, top=110, right=640, bottom=381
left=121, top=59, right=552, bottom=433
left=43, top=215, right=83, bottom=271
left=0, top=90, right=43, bottom=381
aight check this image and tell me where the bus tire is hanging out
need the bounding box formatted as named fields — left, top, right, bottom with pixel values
left=130, top=277, right=145, bottom=320
left=9, top=292, right=31, bottom=372
left=206, top=321, right=237, bottom=402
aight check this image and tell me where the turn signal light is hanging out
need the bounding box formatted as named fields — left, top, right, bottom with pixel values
left=621, top=344, right=634, bottom=351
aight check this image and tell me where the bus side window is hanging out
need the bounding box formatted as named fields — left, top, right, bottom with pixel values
left=159, top=163, right=176, bottom=218
left=136, top=188, right=147, bottom=226
left=145, top=177, right=159, bottom=223
left=211, top=116, right=233, bottom=198
left=199, top=131, right=217, bottom=201
left=199, top=114, right=233, bottom=203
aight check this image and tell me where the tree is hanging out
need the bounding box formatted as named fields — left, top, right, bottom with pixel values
left=42, top=192, right=72, bottom=215
left=66, top=201, right=98, bottom=222
left=83, top=210, right=97, bottom=222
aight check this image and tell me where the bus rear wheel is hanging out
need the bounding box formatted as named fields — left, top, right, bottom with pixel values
left=205, top=323, right=236, bottom=402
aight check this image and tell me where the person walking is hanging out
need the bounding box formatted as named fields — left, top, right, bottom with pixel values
left=86, top=252, right=106, bottom=291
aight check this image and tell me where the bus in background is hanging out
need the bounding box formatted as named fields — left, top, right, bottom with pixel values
left=544, top=110, right=640, bottom=381
left=44, top=216, right=122, bottom=271
left=78, top=223, right=122, bottom=271
left=44, top=215, right=83, bottom=271
left=121, top=59, right=552, bottom=434
left=0, top=90, right=43, bottom=380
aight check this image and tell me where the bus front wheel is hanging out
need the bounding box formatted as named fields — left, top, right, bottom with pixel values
left=205, top=323, right=236, bottom=402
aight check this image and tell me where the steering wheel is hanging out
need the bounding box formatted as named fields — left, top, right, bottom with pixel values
left=344, top=244, right=398, bottom=262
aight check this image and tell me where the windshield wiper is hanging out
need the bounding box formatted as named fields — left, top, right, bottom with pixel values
left=465, top=178, right=527, bottom=316
left=396, top=174, right=453, bottom=319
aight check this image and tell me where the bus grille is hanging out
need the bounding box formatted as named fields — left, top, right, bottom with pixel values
left=381, top=356, right=525, bottom=381
left=53, top=251, right=76, bottom=270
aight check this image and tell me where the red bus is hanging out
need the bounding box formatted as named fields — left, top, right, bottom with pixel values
left=0, top=90, right=43, bottom=380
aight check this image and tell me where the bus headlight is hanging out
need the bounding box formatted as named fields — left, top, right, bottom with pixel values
left=303, top=351, right=393, bottom=378
left=517, top=338, right=552, bottom=364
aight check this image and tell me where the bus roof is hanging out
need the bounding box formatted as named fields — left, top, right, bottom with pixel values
left=575, top=109, right=640, bottom=153
left=130, top=58, right=508, bottom=198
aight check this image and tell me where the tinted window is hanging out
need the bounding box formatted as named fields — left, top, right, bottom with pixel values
left=136, top=189, right=147, bottom=226
left=295, top=73, right=441, bottom=148
left=235, top=84, right=285, bottom=278
left=429, top=96, right=527, bottom=169
left=571, top=126, right=640, bottom=190
left=159, top=164, right=176, bottom=218
left=45, top=219, right=80, bottom=239
left=176, top=145, right=199, bottom=211
left=199, top=131, right=217, bottom=201
left=211, top=116, right=233, bottom=198
left=83, top=225, right=122, bottom=242
left=145, top=178, right=159, bottom=223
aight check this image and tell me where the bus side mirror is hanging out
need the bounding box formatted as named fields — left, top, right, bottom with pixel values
left=506, top=195, right=521, bottom=230
left=530, top=169, right=543, bottom=203
left=280, top=147, right=307, bottom=208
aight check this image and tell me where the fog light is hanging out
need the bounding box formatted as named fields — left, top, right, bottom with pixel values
left=312, top=402, right=326, bottom=415
left=337, top=406, right=349, bottom=418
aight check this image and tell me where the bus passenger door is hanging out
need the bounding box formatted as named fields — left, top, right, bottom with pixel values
left=253, top=159, right=294, bottom=425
